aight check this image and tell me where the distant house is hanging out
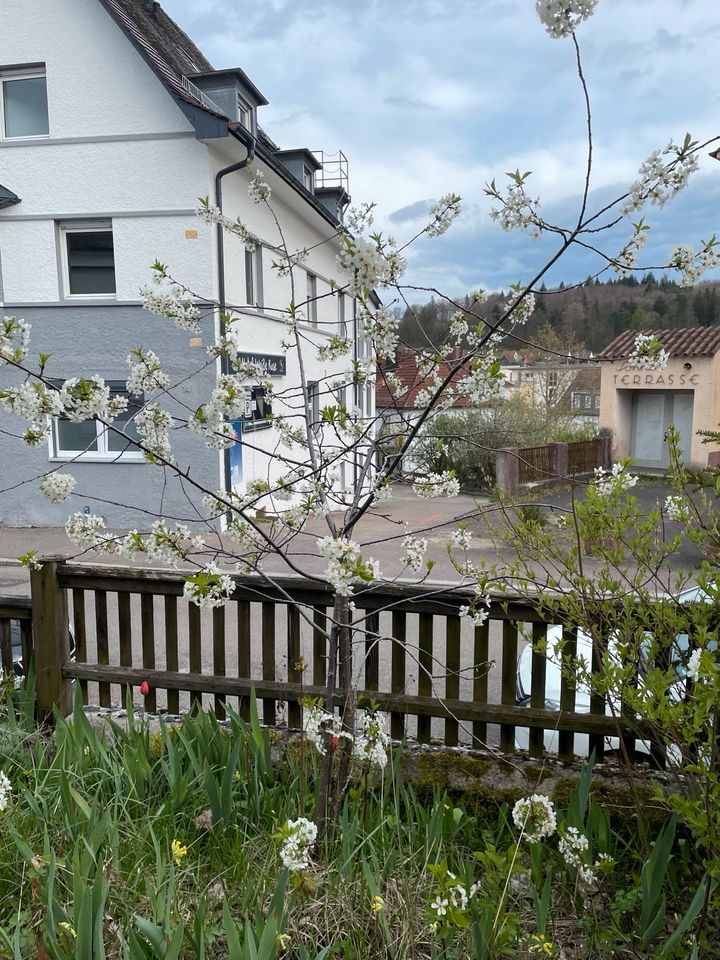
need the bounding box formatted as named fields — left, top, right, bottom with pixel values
left=0, top=0, right=370, bottom=526
left=599, top=326, right=720, bottom=469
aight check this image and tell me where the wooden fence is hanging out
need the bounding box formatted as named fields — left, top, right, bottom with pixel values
left=496, top=436, right=612, bottom=494
left=0, top=560, right=656, bottom=763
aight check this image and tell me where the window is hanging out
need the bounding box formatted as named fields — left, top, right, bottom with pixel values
left=244, top=385, right=272, bottom=430
left=60, top=222, right=115, bottom=297
left=306, top=272, right=318, bottom=327
left=338, top=292, right=347, bottom=337
left=237, top=95, right=253, bottom=132
left=302, top=166, right=314, bottom=191
left=245, top=247, right=263, bottom=307
left=50, top=383, right=144, bottom=461
left=308, top=381, right=320, bottom=429
left=547, top=370, right=560, bottom=402
left=1, top=66, right=48, bottom=139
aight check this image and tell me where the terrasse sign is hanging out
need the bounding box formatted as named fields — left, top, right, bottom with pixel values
left=612, top=364, right=700, bottom=388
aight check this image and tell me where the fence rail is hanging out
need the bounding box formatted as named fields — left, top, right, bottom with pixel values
left=2, top=560, right=665, bottom=763
left=496, top=436, right=612, bottom=494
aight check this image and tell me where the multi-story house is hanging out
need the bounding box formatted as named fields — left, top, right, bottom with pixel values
left=0, top=0, right=371, bottom=526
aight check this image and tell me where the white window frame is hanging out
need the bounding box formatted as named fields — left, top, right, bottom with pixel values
left=59, top=221, right=116, bottom=300
left=237, top=95, right=253, bottom=132
left=306, top=271, right=318, bottom=327
left=245, top=247, right=263, bottom=308
left=49, top=385, right=145, bottom=464
left=0, top=65, right=49, bottom=141
left=302, top=166, right=314, bottom=191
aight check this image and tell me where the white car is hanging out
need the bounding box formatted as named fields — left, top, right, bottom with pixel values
left=514, top=586, right=709, bottom=759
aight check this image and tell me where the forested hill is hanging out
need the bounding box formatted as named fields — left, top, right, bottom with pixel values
left=396, top=275, right=720, bottom=354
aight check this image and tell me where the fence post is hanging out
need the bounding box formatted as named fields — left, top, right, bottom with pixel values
left=31, top=559, right=72, bottom=723
left=595, top=434, right=612, bottom=470
left=495, top=447, right=519, bottom=494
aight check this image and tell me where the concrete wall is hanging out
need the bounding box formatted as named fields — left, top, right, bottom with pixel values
left=600, top=356, right=720, bottom=467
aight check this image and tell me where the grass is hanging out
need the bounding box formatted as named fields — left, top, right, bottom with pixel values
left=0, top=676, right=716, bottom=959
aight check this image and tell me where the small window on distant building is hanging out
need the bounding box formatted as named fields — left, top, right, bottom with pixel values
left=245, top=247, right=263, bottom=307
left=308, top=381, right=320, bottom=428
left=306, top=272, right=318, bottom=327
left=1, top=67, right=48, bottom=139
left=60, top=222, right=115, bottom=297
left=303, top=166, right=314, bottom=191
left=338, top=292, right=347, bottom=337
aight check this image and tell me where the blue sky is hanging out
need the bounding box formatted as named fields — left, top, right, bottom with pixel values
left=162, top=0, right=720, bottom=299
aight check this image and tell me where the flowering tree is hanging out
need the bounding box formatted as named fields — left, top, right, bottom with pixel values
left=1, top=0, right=718, bottom=835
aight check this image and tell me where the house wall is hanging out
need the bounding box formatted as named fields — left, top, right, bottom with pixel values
left=599, top=356, right=720, bottom=467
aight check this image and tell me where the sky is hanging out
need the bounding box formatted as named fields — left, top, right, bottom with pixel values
left=161, top=0, right=720, bottom=300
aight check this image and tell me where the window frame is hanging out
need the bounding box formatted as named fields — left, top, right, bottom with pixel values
left=302, top=166, right=314, bottom=191
left=245, top=247, right=263, bottom=308
left=306, top=271, right=318, bottom=327
left=49, top=382, right=145, bottom=463
left=237, top=95, right=254, bottom=133
left=0, top=65, right=49, bottom=141
left=59, top=220, right=116, bottom=300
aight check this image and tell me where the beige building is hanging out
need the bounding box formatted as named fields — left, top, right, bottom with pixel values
left=599, top=327, right=720, bottom=469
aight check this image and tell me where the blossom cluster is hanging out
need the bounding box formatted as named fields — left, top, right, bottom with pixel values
left=141, top=284, right=202, bottom=333
left=626, top=333, right=669, bottom=371
left=401, top=535, right=428, bottom=573
left=190, top=375, right=247, bottom=450
left=451, top=527, right=473, bottom=550
left=337, top=234, right=406, bottom=298
left=412, top=471, right=461, bottom=499
left=503, top=287, right=536, bottom=326
left=39, top=472, right=76, bottom=504
left=279, top=817, right=317, bottom=872
left=196, top=198, right=258, bottom=251
left=591, top=462, right=638, bottom=499
left=425, top=193, right=462, bottom=238
left=136, top=403, right=173, bottom=460
left=0, top=381, right=63, bottom=446
left=486, top=172, right=542, bottom=237
left=459, top=593, right=491, bottom=627
left=535, top=0, right=597, bottom=38
left=65, top=512, right=114, bottom=550
left=59, top=377, right=127, bottom=423
left=664, top=495, right=690, bottom=524
left=559, top=827, right=613, bottom=885
left=361, top=304, right=399, bottom=360
left=611, top=220, right=648, bottom=277
left=668, top=239, right=720, bottom=287
left=126, top=348, right=170, bottom=396
left=0, top=315, right=31, bottom=364
left=183, top=562, right=235, bottom=609
left=0, top=771, right=11, bottom=813
left=248, top=169, right=271, bottom=204
left=317, top=535, right=381, bottom=597
left=622, top=138, right=700, bottom=215
left=512, top=794, right=557, bottom=843
left=353, top=709, right=391, bottom=768
left=303, top=702, right=351, bottom=755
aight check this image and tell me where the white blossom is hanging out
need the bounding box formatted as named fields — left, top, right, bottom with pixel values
left=0, top=771, right=11, bottom=813
left=126, top=349, right=170, bottom=395
left=413, top=471, right=461, bottom=499
left=196, top=199, right=258, bottom=250
left=687, top=649, right=703, bottom=682
left=183, top=562, right=235, bottom=609
left=451, top=527, right=473, bottom=550
left=622, top=138, right=700, bottom=215
left=141, top=284, right=202, bottom=333
left=592, top=462, right=638, bottom=498
left=448, top=312, right=469, bottom=343
left=611, top=220, right=649, bottom=278
left=279, top=817, right=317, bottom=872
left=536, top=0, right=597, bottom=38
left=353, top=709, right=391, bottom=768
left=136, top=403, right=173, bottom=460
left=65, top=512, right=116, bottom=551
left=59, top=376, right=126, bottom=423
left=512, top=794, right=557, bottom=843
left=664, top=495, right=690, bottom=523
left=425, top=193, right=462, bottom=238
left=626, top=333, right=669, bottom=371
left=401, top=535, right=428, bottom=573
left=0, top=381, right=63, bottom=446
left=317, top=535, right=381, bottom=597
left=0, top=316, right=31, bottom=364
left=361, top=305, right=399, bottom=360
left=337, top=235, right=406, bottom=297
left=558, top=826, right=589, bottom=868
left=39, top=472, right=76, bottom=504
left=145, top=520, right=204, bottom=566
left=304, top=703, right=352, bottom=755
left=667, top=239, right=720, bottom=287
left=430, top=897, right=448, bottom=917
left=248, top=169, right=271, bottom=204
left=486, top=172, right=542, bottom=237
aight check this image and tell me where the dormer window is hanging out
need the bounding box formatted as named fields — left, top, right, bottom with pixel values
left=1, top=65, right=48, bottom=140
left=303, top=166, right=314, bottom=191
left=237, top=95, right=253, bottom=132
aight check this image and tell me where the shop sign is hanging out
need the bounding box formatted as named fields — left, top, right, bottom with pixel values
left=236, top=352, right=286, bottom=376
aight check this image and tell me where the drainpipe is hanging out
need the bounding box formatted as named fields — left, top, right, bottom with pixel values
left=215, top=130, right=256, bottom=497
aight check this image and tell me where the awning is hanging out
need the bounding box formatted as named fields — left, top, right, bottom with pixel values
left=0, top=184, right=21, bottom=209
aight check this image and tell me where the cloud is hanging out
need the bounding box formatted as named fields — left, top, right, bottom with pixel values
left=383, top=96, right=437, bottom=112
left=388, top=200, right=434, bottom=224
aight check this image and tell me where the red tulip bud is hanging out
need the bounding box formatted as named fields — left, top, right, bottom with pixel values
left=139, top=680, right=150, bottom=696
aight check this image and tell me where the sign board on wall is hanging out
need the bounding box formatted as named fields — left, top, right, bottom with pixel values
left=236, top=352, right=286, bottom=376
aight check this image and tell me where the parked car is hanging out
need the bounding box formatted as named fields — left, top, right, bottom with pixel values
left=514, top=586, right=711, bottom=758
left=5, top=619, right=75, bottom=679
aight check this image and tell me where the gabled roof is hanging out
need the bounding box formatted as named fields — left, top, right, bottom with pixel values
left=376, top=350, right=473, bottom=410
left=601, top=326, right=720, bottom=360
left=98, top=0, right=222, bottom=117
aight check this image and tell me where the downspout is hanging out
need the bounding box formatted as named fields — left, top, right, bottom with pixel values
left=215, top=129, right=256, bottom=496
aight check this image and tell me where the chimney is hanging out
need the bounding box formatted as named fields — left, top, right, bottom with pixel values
left=143, top=0, right=160, bottom=17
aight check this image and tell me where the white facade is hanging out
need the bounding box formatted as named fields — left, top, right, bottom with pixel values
left=0, top=0, right=371, bottom=525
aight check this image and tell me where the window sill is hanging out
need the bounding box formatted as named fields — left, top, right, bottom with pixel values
left=1, top=133, right=50, bottom=143
left=49, top=454, right=146, bottom=464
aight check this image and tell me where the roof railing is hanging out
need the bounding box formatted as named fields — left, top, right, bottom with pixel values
left=180, top=76, right=225, bottom=116
left=311, top=149, right=349, bottom=192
